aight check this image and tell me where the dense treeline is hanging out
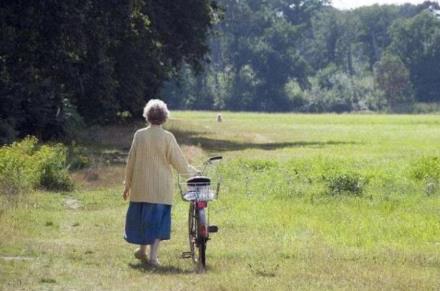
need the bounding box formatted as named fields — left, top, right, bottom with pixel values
left=163, top=0, right=440, bottom=113
left=0, top=0, right=217, bottom=143
left=2, top=1, right=440, bottom=143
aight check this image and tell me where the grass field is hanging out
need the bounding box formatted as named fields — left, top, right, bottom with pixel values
left=1, top=112, right=440, bottom=290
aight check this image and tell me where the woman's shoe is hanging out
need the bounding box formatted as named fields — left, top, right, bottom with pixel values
left=134, top=248, right=148, bottom=262
left=148, top=258, right=160, bottom=267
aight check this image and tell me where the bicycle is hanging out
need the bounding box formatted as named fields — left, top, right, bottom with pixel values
left=178, top=156, right=222, bottom=272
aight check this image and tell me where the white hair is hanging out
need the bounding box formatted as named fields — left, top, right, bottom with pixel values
left=142, top=99, right=169, bottom=125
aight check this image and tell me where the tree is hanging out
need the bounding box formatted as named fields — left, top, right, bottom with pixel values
left=0, top=0, right=217, bottom=142
left=355, top=5, right=401, bottom=70
left=374, top=53, right=413, bottom=109
left=389, top=12, right=440, bottom=102
left=169, top=0, right=328, bottom=112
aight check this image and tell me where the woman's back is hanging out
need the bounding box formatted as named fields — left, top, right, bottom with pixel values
left=125, top=125, right=196, bottom=204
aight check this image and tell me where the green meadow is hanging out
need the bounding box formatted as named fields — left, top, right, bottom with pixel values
left=1, top=112, right=440, bottom=290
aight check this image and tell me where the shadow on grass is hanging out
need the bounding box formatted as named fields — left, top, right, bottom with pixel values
left=78, top=126, right=358, bottom=157
left=172, top=128, right=357, bottom=152
left=128, top=262, right=194, bottom=274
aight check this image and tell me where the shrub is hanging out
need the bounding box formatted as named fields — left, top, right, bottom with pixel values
left=0, top=137, right=73, bottom=195
left=411, top=157, right=440, bottom=182
left=412, top=102, right=440, bottom=114
left=411, top=157, right=440, bottom=195
left=37, top=145, right=73, bottom=191
left=67, top=145, right=91, bottom=170
left=62, top=98, right=85, bottom=140
left=0, top=137, right=40, bottom=195
left=301, top=73, right=385, bottom=113
left=325, top=172, right=367, bottom=196
left=284, top=79, right=307, bottom=110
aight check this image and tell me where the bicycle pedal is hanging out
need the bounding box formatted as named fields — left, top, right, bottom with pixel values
left=181, top=252, right=192, bottom=259
left=208, top=225, right=218, bottom=233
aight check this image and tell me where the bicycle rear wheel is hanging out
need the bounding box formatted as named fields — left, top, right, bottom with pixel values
left=198, top=238, right=206, bottom=269
left=188, top=203, right=208, bottom=270
left=188, top=203, right=197, bottom=263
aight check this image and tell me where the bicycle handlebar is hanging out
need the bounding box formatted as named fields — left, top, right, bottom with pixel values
left=178, top=156, right=223, bottom=199
left=200, top=156, right=223, bottom=175
left=208, top=156, right=223, bottom=162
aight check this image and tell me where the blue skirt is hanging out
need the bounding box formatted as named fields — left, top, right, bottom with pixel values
left=124, top=202, right=171, bottom=245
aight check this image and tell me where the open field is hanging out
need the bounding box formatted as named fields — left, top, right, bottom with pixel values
left=1, top=112, right=440, bottom=290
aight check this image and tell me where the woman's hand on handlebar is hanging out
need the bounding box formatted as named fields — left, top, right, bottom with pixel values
left=122, top=188, right=130, bottom=201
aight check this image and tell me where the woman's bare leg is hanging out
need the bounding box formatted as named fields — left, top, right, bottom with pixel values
left=149, top=239, right=160, bottom=263
left=134, top=244, right=148, bottom=261
left=140, top=244, right=148, bottom=254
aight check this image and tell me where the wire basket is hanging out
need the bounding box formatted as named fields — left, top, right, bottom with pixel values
left=178, top=175, right=220, bottom=201
left=177, top=156, right=223, bottom=202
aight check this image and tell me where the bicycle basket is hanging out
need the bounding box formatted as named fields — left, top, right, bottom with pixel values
left=182, top=176, right=215, bottom=201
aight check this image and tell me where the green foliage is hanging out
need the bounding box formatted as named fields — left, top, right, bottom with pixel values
left=411, top=157, right=440, bottom=182
left=412, top=102, right=440, bottom=113
left=374, top=53, right=414, bottom=110
left=164, top=1, right=440, bottom=113
left=3, top=0, right=440, bottom=138
left=37, top=145, right=73, bottom=191
left=164, top=0, right=327, bottom=112
left=284, top=79, right=307, bottom=109
left=389, top=12, right=440, bottom=103
left=302, top=72, right=384, bottom=112
left=0, top=137, right=39, bottom=196
left=0, top=137, right=73, bottom=195
left=355, top=5, right=402, bottom=69
left=0, top=0, right=217, bottom=141
left=410, top=156, right=440, bottom=195
left=63, top=98, right=85, bottom=140
left=67, top=145, right=91, bottom=170
left=324, top=172, right=368, bottom=196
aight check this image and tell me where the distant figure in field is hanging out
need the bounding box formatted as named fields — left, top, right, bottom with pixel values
left=217, top=113, right=223, bottom=122
left=122, top=99, right=198, bottom=266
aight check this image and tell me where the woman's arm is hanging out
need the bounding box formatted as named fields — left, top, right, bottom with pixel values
left=167, top=134, right=198, bottom=176
left=123, top=133, right=138, bottom=197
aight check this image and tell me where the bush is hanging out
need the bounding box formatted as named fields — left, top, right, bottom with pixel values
left=37, top=145, right=73, bottom=191
left=67, top=145, right=91, bottom=170
left=325, top=172, right=367, bottom=196
left=0, top=137, right=73, bottom=195
left=411, top=157, right=440, bottom=182
left=412, top=102, right=440, bottom=114
left=0, top=137, right=40, bottom=195
left=301, top=73, right=385, bottom=113
left=411, top=157, right=440, bottom=195
left=62, top=98, right=85, bottom=140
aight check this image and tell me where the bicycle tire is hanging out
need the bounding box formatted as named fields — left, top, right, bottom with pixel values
left=189, top=203, right=208, bottom=270
left=198, top=238, right=206, bottom=269
left=196, top=208, right=207, bottom=270
left=188, top=203, right=197, bottom=263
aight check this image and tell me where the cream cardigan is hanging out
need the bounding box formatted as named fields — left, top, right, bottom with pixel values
left=124, top=125, right=197, bottom=204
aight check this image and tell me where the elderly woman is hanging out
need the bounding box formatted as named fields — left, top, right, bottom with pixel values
left=122, top=99, right=198, bottom=266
